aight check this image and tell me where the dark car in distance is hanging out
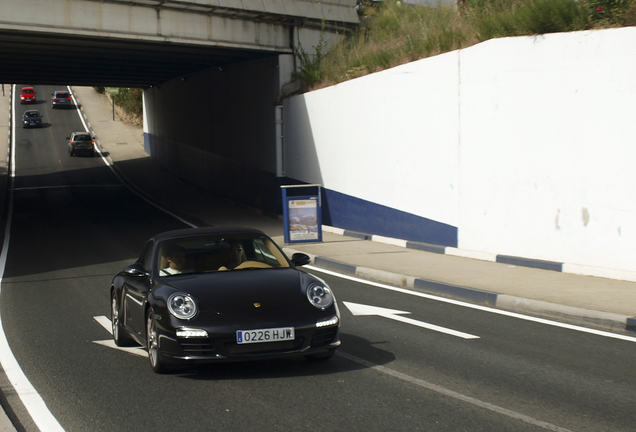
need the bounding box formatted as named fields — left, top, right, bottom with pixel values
left=110, top=227, right=341, bottom=373
left=22, top=110, right=43, bottom=128
left=67, top=132, right=95, bottom=156
left=51, top=90, right=71, bottom=108
left=20, top=87, right=37, bottom=104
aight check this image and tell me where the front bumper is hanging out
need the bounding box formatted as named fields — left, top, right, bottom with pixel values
left=155, top=317, right=341, bottom=365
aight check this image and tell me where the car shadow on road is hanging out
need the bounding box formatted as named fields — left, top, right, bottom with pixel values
left=176, top=333, right=396, bottom=381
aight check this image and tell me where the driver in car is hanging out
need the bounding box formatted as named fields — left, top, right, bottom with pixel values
left=218, top=240, right=246, bottom=271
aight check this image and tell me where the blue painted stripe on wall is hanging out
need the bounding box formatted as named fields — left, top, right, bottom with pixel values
left=496, top=255, right=563, bottom=272
left=320, top=188, right=458, bottom=247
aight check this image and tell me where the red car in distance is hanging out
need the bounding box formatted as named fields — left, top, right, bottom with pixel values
left=20, top=87, right=37, bottom=104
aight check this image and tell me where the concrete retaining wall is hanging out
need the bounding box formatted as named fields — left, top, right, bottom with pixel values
left=282, top=27, right=636, bottom=275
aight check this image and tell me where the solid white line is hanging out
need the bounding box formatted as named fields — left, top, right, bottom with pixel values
left=0, top=85, right=65, bottom=432
left=306, top=265, right=636, bottom=343
left=336, top=351, right=573, bottom=432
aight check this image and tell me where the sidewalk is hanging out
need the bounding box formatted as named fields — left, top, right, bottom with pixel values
left=70, top=86, right=636, bottom=334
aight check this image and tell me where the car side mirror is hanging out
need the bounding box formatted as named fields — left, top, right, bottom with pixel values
left=291, top=253, right=311, bottom=267
left=124, top=263, right=149, bottom=277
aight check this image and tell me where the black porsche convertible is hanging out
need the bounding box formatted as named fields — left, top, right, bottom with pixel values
left=110, top=227, right=340, bottom=373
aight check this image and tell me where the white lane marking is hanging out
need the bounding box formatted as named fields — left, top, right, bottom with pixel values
left=343, top=301, right=480, bottom=339
left=0, top=85, right=66, bottom=432
left=306, top=265, right=636, bottom=343
left=336, top=351, right=573, bottom=432
left=93, top=340, right=147, bottom=358
left=93, top=316, right=146, bottom=357
left=67, top=86, right=197, bottom=228
left=94, top=316, right=112, bottom=334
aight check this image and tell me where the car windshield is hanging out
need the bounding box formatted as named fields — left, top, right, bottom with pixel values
left=56, top=92, right=68, bottom=98
left=74, top=135, right=90, bottom=141
left=157, top=233, right=290, bottom=277
left=22, top=89, right=34, bottom=94
left=24, top=112, right=40, bottom=118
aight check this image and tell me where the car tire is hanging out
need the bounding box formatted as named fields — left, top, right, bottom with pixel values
left=304, top=348, right=336, bottom=361
left=68, top=148, right=74, bottom=156
left=147, top=309, right=169, bottom=374
left=111, top=292, right=135, bottom=347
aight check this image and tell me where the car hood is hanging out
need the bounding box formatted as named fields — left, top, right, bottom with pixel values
left=162, top=268, right=309, bottom=314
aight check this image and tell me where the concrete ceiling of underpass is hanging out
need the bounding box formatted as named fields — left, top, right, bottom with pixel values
left=0, top=29, right=278, bottom=88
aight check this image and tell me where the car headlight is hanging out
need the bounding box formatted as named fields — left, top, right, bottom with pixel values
left=307, top=283, right=334, bottom=310
left=167, top=293, right=197, bottom=320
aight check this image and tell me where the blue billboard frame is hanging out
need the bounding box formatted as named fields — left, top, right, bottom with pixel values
left=281, top=184, right=322, bottom=244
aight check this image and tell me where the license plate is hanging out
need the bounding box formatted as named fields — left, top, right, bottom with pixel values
left=236, top=327, right=294, bottom=344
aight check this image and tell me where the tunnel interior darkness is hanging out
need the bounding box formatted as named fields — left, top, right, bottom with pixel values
left=0, top=29, right=276, bottom=88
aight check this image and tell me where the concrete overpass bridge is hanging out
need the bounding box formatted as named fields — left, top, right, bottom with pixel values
left=0, top=0, right=358, bottom=86
left=1, top=0, right=359, bottom=216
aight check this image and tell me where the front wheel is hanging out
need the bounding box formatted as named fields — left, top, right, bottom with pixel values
left=146, top=310, right=169, bottom=373
left=111, top=291, right=135, bottom=347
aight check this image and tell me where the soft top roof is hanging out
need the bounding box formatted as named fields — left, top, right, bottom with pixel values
left=151, top=227, right=267, bottom=243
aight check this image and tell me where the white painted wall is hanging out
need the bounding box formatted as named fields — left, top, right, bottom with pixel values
left=283, top=27, right=636, bottom=274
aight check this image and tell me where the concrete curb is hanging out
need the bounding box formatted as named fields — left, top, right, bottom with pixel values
left=282, top=246, right=635, bottom=334
left=321, top=226, right=636, bottom=283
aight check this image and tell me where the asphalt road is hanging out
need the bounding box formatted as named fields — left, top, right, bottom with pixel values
left=1, top=85, right=635, bottom=432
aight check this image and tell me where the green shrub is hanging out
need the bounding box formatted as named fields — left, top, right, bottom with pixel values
left=111, top=88, right=143, bottom=120
left=463, top=0, right=591, bottom=40
left=292, top=0, right=636, bottom=92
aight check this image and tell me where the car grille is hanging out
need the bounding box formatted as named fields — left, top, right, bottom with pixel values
left=311, top=327, right=338, bottom=347
left=226, top=338, right=304, bottom=355
left=178, top=339, right=215, bottom=357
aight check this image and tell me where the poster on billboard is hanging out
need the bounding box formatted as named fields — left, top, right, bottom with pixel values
left=281, top=185, right=322, bottom=244
left=288, top=198, right=319, bottom=241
